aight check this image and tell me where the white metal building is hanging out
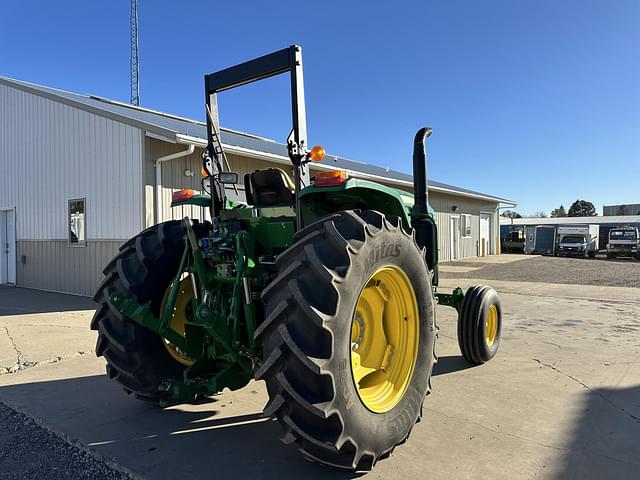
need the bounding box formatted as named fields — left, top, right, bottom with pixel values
left=499, top=216, right=640, bottom=227
left=603, top=204, right=640, bottom=216
left=500, top=215, right=640, bottom=251
left=0, top=76, right=516, bottom=296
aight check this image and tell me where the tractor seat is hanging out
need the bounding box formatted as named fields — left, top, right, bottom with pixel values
left=244, top=168, right=295, bottom=207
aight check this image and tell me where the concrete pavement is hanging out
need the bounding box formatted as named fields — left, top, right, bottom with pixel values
left=0, top=286, right=95, bottom=373
left=0, top=282, right=639, bottom=479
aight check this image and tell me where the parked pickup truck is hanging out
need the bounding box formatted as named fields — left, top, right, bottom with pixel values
left=556, top=225, right=598, bottom=258
left=606, top=227, right=640, bottom=259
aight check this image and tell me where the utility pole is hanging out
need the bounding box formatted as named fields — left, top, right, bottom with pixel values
left=130, top=0, right=140, bottom=105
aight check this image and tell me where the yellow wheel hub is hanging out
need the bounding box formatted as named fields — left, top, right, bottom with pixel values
left=160, top=277, right=195, bottom=366
left=485, top=304, right=498, bottom=347
left=350, top=266, right=419, bottom=413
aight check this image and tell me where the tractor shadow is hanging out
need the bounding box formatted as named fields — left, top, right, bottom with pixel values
left=0, top=286, right=96, bottom=316
left=0, top=374, right=364, bottom=479
left=432, top=355, right=475, bottom=376
left=553, top=385, right=640, bottom=479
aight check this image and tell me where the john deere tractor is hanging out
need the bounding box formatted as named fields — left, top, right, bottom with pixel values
left=91, top=45, right=502, bottom=470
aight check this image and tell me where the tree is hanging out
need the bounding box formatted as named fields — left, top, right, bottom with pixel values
left=501, top=210, right=522, bottom=219
left=551, top=205, right=567, bottom=218
left=531, top=211, right=548, bottom=218
left=568, top=199, right=597, bottom=217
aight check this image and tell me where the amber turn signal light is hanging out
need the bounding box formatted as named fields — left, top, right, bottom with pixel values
left=172, top=189, right=195, bottom=202
left=308, top=145, right=326, bottom=162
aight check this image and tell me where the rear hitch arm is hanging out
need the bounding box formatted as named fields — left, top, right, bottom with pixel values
left=109, top=293, right=188, bottom=351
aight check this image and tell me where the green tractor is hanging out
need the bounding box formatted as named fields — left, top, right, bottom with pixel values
left=91, top=45, right=502, bottom=470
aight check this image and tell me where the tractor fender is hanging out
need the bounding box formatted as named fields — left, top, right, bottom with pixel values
left=299, top=177, right=434, bottom=232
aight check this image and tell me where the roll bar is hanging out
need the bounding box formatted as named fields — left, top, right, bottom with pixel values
left=204, top=45, right=307, bottom=228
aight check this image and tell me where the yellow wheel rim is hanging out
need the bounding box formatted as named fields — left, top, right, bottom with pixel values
left=350, top=266, right=419, bottom=413
left=485, top=304, right=498, bottom=348
left=160, top=277, right=195, bottom=366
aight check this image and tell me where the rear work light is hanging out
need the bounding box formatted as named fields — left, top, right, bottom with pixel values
left=314, top=170, right=348, bottom=187
left=172, top=189, right=195, bottom=202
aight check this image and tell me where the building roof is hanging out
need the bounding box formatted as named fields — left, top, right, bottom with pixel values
left=0, top=76, right=516, bottom=206
left=500, top=215, right=640, bottom=226
left=603, top=203, right=640, bottom=215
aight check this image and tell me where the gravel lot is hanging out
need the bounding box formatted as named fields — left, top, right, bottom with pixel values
left=441, top=254, right=640, bottom=287
left=0, top=402, right=131, bottom=480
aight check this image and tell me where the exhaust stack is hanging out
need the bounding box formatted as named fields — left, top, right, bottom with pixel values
left=412, top=127, right=432, bottom=214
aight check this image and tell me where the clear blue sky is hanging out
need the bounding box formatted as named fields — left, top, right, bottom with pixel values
left=2, top=1, right=639, bottom=215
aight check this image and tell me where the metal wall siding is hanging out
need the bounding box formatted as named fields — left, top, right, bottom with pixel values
left=16, top=240, right=123, bottom=296
left=353, top=176, right=500, bottom=261
left=427, top=191, right=499, bottom=261
left=0, top=84, right=143, bottom=240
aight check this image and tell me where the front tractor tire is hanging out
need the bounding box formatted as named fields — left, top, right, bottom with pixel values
left=256, top=210, right=436, bottom=471
left=91, top=220, right=207, bottom=403
left=457, top=285, right=502, bottom=364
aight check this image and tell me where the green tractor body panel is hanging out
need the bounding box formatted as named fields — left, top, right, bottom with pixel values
left=220, top=206, right=296, bottom=255
left=300, top=177, right=416, bottom=230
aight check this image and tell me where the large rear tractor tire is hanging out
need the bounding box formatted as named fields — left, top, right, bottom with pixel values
left=256, top=210, right=436, bottom=470
left=457, top=285, right=502, bottom=364
left=91, top=220, right=208, bottom=403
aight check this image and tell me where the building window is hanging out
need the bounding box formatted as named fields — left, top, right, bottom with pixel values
left=461, top=214, right=472, bottom=238
left=69, top=198, right=86, bottom=247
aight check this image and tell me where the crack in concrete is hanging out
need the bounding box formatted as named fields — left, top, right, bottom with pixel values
left=437, top=333, right=456, bottom=341
left=434, top=408, right=640, bottom=469
left=434, top=408, right=567, bottom=451
left=13, top=323, right=82, bottom=329
left=3, top=326, right=36, bottom=373
left=0, top=332, right=93, bottom=375
left=501, top=291, right=640, bottom=306
left=532, top=358, right=640, bottom=425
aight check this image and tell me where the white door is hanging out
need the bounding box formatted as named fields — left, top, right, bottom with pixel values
left=0, top=209, right=16, bottom=285
left=480, top=213, right=491, bottom=256
left=450, top=216, right=460, bottom=260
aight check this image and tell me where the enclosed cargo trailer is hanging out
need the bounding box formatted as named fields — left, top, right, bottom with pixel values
left=525, top=225, right=556, bottom=255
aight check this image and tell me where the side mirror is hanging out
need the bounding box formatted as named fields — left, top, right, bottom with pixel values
left=218, top=172, right=239, bottom=184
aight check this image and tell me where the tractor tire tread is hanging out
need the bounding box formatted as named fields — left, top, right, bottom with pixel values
left=258, top=210, right=436, bottom=470
left=458, top=284, right=501, bottom=364
left=91, top=220, right=208, bottom=403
